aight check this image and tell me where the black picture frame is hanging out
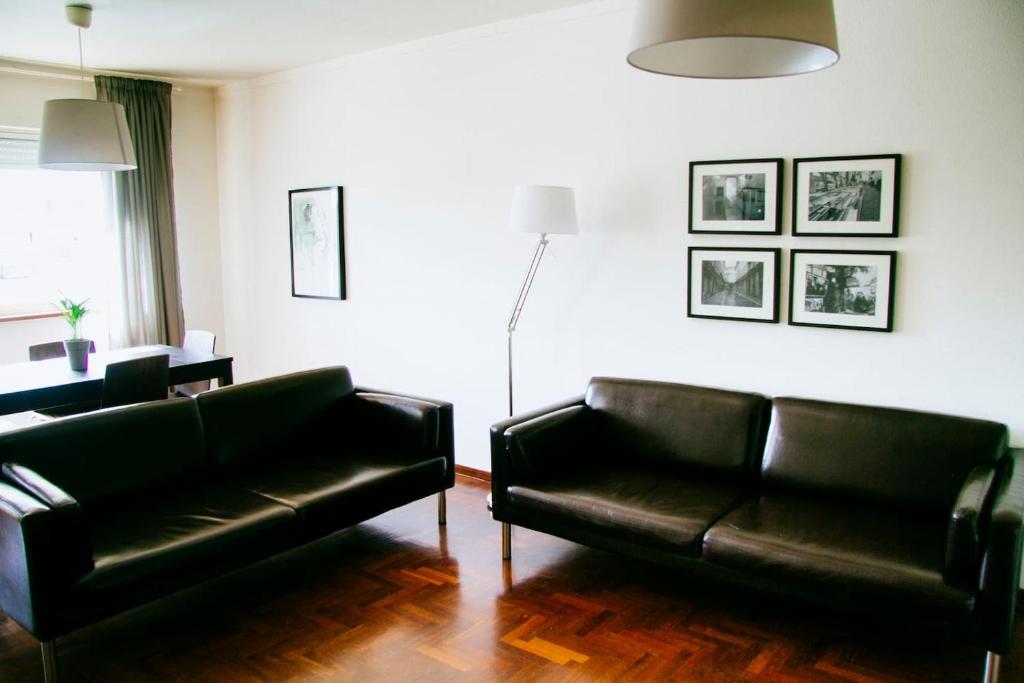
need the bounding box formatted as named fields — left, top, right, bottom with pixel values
left=687, top=247, right=781, bottom=323
left=788, top=250, right=897, bottom=332
left=288, top=186, right=345, bottom=300
left=792, top=154, right=902, bottom=237
left=688, top=158, right=783, bottom=235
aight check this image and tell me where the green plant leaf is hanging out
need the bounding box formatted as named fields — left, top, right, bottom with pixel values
left=55, top=295, right=90, bottom=339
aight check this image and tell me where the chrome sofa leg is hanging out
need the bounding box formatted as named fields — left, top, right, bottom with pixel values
left=984, top=651, right=1001, bottom=683
left=41, top=641, right=58, bottom=683
left=437, top=490, right=446, bottom=525
left=502, top=522, right=512, bottom=560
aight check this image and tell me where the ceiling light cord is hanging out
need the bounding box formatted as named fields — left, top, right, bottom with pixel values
left=77, top=26, right=86, bottom=95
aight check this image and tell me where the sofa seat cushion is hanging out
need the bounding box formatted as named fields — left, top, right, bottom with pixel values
left=238, top=453, right=448, bottom=533
left=506, top=468, right=750, bottom=554
left=78, top=486, right=297, bottom=596
left=702, top=495, right=974, bottom=620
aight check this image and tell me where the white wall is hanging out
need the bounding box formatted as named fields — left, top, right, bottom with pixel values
left=215, top=0, right=1024, bottom=472
left=169, top=85, right=226, bottom=355
left=0, top=69, right=225, bottom=362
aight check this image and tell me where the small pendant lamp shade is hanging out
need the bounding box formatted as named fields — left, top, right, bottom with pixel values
left=509, top=185, right=578, bottom=235
left=38, top=99, right=137, bottom=171
left=627, top=0, right=839, bottom=79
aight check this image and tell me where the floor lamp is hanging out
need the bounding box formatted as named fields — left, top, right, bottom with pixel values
left=506, top=185, right=578, bottom=416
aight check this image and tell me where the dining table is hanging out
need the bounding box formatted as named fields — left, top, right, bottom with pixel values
left=0, top=344, right=234, bottom=416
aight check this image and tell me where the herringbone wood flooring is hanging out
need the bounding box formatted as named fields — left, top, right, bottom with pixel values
left=0, top=476, right=1020, bottom=681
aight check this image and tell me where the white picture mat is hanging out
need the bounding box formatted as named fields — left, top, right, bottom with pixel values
left=291, top=188, right=341, bottom=298
left=690, top=249, right=776, bottom=320
left=795, top=157, right=897, bottom=235
left=790, top=252, right=892, bottom=328
left=691, top=162, right=779, bottom=233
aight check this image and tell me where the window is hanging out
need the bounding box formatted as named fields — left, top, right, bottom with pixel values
left=0, top=130, right=115, bottom=318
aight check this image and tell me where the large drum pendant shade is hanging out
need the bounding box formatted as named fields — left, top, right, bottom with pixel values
left=39, top=99, right=137, bottom=171
left=627, top=0, right=839, bottom=79
left=37, top=5, right=138, bottom=172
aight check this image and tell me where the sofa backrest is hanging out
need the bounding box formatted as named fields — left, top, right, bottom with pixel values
left=584, top=377, right=770, bottom=474
left=196, top=366, right=354, bottom=467
left=0, top=398, right=207, bottom=506
left=763, top=398, right=1008, bottom=511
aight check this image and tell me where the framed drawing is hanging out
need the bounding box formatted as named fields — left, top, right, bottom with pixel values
left=789, top=250, right=896, bottom=332
left=689, top=158, right=783, bottom=234
left=688, top=247, right=781, bottom=323
left=792, top=154, right=901, bottom=236
left=289, top=186, right=345, bottom=300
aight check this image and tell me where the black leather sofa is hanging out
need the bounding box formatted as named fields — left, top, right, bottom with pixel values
left=0, top=367, right=453, bottom=682
left=490, top=377, right=1024, bottom=672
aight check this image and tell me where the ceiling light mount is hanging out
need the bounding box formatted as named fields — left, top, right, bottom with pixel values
left=65, top=4, right=93, bottom=30
left=627, top=0, right=840, bottom=79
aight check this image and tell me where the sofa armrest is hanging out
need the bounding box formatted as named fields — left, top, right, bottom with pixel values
left=351, top=389, right=455, bottom=487
left=0, top=478, right=93, bottom=640
left=505, top=406, right=592, bottom=482
left=944, top=464, right=997, bottom=587
left=3, top=463, right=79, bottom=509
left=1, top=464, right=93, bottom=580
left=489, top=395, right=586, bottom=518
left=977, top=448, right=1024, bottom=654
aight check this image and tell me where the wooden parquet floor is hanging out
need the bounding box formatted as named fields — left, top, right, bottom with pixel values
left=1, top=476, right=1021, bottom=682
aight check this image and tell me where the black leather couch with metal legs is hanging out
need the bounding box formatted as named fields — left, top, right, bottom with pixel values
left=490, top=377, right=1024, bottom=680
left=0, top=367, right=454, bottom=682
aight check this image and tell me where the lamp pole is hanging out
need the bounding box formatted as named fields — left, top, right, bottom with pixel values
left=506, top=233, right=549, bottom=416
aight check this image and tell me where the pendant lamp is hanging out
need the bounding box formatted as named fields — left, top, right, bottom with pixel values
left=38, top=4, right=137, bottom=171
left=627, top=0, right=839, bottom=79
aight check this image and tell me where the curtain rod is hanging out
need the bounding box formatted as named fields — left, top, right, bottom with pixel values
left=0, top=64, right=186, bottom=92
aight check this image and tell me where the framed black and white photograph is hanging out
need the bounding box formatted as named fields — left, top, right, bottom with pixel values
left=789, top=250, right=896, bottom=332
left=289, top=186, right=345, bottom=300
left=688, top=247, right=781, bottom=323
left=689, top=158, right=783, bottom=234
left=793, top=154, right=901, bottom=236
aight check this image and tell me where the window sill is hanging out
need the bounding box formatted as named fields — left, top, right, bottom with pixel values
left=0, top=311, right=63, bottom=324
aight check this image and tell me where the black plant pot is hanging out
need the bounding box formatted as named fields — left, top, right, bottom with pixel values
left=63, top=339, right=92, bottom=371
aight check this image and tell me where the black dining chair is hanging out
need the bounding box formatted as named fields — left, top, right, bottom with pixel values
left=101, top=354, right=170, bottom=409
left=28, top=340, right=96, bottom=361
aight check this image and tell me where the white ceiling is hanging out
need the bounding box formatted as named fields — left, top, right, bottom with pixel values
left=0, top=0, right=595, bottom=84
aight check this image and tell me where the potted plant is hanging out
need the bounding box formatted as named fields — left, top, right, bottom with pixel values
left=57, top=296, right=91, bottom=371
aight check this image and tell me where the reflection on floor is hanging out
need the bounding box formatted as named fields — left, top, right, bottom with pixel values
left=0, top=476, right=1019, bottom=681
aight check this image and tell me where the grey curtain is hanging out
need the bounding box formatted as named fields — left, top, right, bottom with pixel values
left=95, top=76, right=185, bottom=348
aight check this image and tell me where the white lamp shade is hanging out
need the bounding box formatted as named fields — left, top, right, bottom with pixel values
left=38, top=99, right=137, bottom=171
left=627, top=0, right=839, bottom=79
left=509, top=185, right=578, bottom=235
